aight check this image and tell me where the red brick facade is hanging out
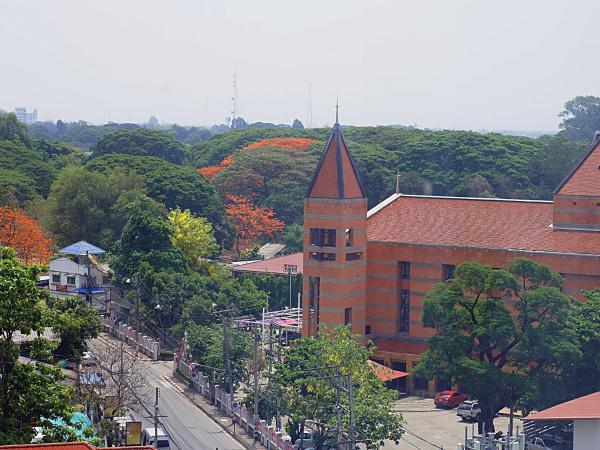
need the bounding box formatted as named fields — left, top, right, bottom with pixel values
left=303, top=125, right=600, bottom=395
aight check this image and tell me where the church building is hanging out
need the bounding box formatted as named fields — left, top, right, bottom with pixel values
left=302, top=121, right=600, bottom=395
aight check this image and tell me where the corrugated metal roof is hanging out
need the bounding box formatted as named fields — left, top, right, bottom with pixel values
left=525, top=391, right=600, bottom=420
left=232, top=252, right=303, bottom=275
left=59, top=241, right=105, bottom=255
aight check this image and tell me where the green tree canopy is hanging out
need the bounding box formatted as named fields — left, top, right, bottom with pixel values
left=212, top=146, right=317, bottom=224
left=565, top=289, right=600, bottom=400
left=42, top=166, right=147, bottom=248
left=0, top=248, right=73, bottom=443
left=268, top=326, right=403, bottom=450
left=0, top=112, right=32, bottom=147
left=91, top=128, right=190, bottom=164
left=415, top=258, right=579, bottom=432
left=86, top=154, right=232, bottom=245
left=559, top=95, right=600, bottom=142
left=0, top=140, right=57, bottom=197
left=45, top=296, right=101, bottom=359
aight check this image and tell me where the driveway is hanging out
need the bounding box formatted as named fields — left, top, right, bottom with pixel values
left=384, top=396, right=516, bottom=450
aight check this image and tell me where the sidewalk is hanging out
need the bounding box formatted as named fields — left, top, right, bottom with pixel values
left=167, top=369, right=264, bottom=450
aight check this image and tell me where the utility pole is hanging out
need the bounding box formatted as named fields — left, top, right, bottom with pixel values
left=335, top=368, right=343, bottom=449
left=222, top=314, right=233, bottom=397
left=253, top=332, right=260, bottom=428
left=135, top=281, right=140, bottom=355
left=154, top=387, right=160, bottom=443
left=347, top=373, right=355, bottom=450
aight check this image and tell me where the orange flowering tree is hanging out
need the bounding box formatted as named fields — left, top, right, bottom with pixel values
left=225, top=194, right=285, bottom=254
left=197, top=155, right=234, bottom=179
left=242, top=137, right=316, bottom=151
left=0, top=206, right=52, bottom=263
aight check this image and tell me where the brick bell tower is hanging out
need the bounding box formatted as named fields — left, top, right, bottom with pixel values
left=303, top=109, right=368, bottom=337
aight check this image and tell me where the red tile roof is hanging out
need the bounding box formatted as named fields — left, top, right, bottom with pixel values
left=525, top=391, right=600, bottom=420
left=233, top=252, right=303, bottom=275
left=368, top=360, right=409, bottom=381
left=556, top=139, right=600, bottom=196
left=367, top=194, right=600, bottom=256
left=308, top=124, right=365, bottom=199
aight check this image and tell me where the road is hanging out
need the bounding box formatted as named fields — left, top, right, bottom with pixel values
left=91, top=337, right=244, bottom=450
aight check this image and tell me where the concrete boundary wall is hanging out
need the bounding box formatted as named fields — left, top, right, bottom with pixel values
left=175, top=358, right=294, bottom=450
left=99, top=315, right=160, bottom=360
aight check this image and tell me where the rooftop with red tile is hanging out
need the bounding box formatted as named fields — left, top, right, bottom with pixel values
left=525, top=391, right=600, bottom=420
left=556, top=139, right=600, bottom=196
left=232, top=252, right=303, bottom=275
left=367, top=194, right=600, bottom=256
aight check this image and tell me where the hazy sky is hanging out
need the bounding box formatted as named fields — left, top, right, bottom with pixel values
left=2, top=1, right=599, bottom=130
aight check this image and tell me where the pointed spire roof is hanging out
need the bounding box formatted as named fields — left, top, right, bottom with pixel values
left=306, top=120, right=366, bottom=199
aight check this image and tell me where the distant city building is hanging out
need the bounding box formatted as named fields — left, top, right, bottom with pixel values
left=14, top=107, right=38, bottom=124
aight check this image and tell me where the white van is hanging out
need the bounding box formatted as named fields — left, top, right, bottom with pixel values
left=142, top=427, right=170, bottom=449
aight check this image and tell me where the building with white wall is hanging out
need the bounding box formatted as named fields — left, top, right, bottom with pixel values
left=14, top=107, right=38, bottom=124
left=525, top=391, right=600, bottom=450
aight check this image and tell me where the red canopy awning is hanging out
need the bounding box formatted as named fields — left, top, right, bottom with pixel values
left=368, top=360, right=409, bottom=382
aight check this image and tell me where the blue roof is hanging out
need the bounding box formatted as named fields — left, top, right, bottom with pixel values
left=59, top=240, right=105, bottom=255
left=46, top=412, right=94, bottom=438
left=75, top=287, right=106, bottom=295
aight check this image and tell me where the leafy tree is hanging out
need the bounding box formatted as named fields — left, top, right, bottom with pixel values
left=0, top=168, right=39, bottom=206
left=559, top=95, right=600, bottom=142
left=0, top=206, right=52, bottom=263
left=167, top=207, right=219, bottom=268
left=43, top=166, right=146, bottom=248
left=565, top=289, right=600, bottom=399
left=0, top=140, right=57, bottom=196
left=183, top=128, right=212, bottom=145
left=0, top=248, right=72, bottom=443
left=186, top=323, right=253, bottom=391
left=0, top=112, right=32, bottom=147
left=269, top=326, right=403, bottom=450
left=142, top=263, right=267, bottom=342
left=86, top=154, right=232, bottom=246
left=46, top=296, right=101, bottom=359
left=237, top=272, right=302, bottom=311
left=528, top=134, right=589, bottom=198
left=91, top=128, right=189, bottom=164
left=213, top=146, right=317, bottom=225
left=225, top=195, right=285, bottom=254
left=415, top=258, right=579, bottom=432
left=280, top=224, right=303, bottom=253
left=111, top=210, right=187, bottom=283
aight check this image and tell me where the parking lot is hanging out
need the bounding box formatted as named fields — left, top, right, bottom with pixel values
left=385, top=396, right=515, bottom=450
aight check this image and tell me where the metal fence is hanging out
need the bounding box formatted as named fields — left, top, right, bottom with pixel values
left=100, top=315, right=161, bottom=360
left=175, top=358, right=295, bottom=450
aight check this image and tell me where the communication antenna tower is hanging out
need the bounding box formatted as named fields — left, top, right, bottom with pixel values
left=231, top=69, right=238, bottom=125
left=307, top=82, right=313, bottom=128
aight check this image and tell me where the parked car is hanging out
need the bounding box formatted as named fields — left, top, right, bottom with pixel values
left=434, top=390, right=468, bottom=408
left=293, top=431, right=315, bottom=450
left=143, top=426, right=170, bottom=448
left=457, top=400, right=481, bottom=421
left=526, top=436, right=554, bottom=450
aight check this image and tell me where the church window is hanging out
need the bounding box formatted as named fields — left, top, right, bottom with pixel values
left=399, top=289, right=410, bottom=332
left=309, top=228, right=336, bottom=247
left=345, top=252, right=362, bottom=261
left=399, top=261, right=410, bottom=279
left=345, top=228, right=353, bottom=247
